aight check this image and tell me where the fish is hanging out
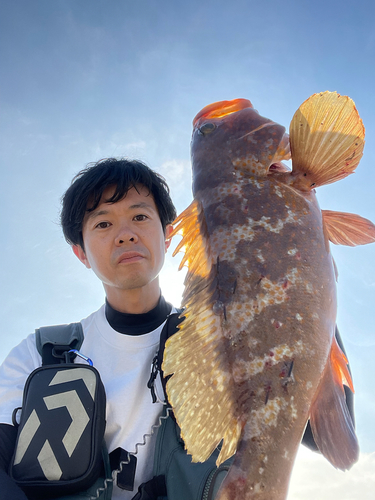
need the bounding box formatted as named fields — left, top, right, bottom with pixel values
left=162, top=91, right=375, bottom=499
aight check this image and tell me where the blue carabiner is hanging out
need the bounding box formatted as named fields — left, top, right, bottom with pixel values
left=68, top=349, right=93, bottom=366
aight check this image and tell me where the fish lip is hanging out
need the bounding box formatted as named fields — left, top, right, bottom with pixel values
left=117, top=251, right=144, bottom=264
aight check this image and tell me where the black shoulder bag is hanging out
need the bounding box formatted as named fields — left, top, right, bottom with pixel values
left=9, top=323, right=111, bottom=500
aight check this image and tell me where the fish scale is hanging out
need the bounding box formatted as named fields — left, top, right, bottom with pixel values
left=163, top=93, right=375, bottom=499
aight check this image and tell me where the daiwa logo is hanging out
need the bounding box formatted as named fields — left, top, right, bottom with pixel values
left=14, top=368, right=96, bottom=481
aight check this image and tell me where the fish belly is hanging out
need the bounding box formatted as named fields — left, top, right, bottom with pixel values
left=204, top=175, right=336, bottom=498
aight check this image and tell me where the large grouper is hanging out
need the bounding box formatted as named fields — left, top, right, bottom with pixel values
left=163, top=92, right=375, bottom=499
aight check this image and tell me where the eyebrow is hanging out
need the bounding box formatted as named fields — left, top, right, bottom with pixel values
left=86, top=209, right=110, bottom=222
left=128, top=202, right=156, bottom=211
left=85, top=202, right=156, bottom=222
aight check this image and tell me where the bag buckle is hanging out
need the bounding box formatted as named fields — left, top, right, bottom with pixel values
left=68, top=349, right=93, bottom=366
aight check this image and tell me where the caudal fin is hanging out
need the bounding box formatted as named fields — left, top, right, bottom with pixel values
left=309, top=337, right=359, bottom=470
left=289, top=91, right=365, bottom=188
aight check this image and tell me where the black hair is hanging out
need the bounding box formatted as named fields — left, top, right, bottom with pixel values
left=61, top=158, right=177, bottom=248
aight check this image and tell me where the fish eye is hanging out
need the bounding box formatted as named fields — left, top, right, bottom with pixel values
left=198, top=123, right=216, bottom=135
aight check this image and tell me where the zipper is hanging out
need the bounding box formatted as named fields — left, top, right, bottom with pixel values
left=202, top=465, right=230, bottom=500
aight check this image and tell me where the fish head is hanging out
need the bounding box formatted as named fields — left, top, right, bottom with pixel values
left=191, top=98, right=291, bottom=194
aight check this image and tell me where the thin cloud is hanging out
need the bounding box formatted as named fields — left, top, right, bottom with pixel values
left=289, top=446, right=375, bottom=499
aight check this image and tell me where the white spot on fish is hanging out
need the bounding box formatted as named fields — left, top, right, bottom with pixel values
left=254, top=483, right=264, bottom=494
left=227, top=268, right=301, bottom=330
left=244, top=397, right=288, bottom=439
left=295, top=313, right=303, bottom=321
left=232, top=341, right=304, bottom=381
left=247, top=336, right=260, bottom=348
left=213, top=373, right=226, bottom=392
left=287, top=248, right=298, bottom=256
left=274, top=184, right=284, bottom=198
left=256, top=249, right=265, bottom=263
left=289, top=396, right=298, bottom=419
left=255, top=209, right=299, bottom=233
left=259, top=468, right=264, bottom=475
left=306, top=381, right=313, bottom=390
left=251, top=178, right=262, bottom=189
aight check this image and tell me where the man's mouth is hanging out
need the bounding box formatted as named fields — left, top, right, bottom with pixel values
left=117, top=252, right=144, bottom=264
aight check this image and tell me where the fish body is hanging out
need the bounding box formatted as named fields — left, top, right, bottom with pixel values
left=163, top=94, right=375, bottom=499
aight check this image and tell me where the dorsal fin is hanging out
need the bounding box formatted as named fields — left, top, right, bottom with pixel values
left=164, top=201, right=241, bottom=465
left=322, top=210, right=375, bottom=246
left=170, top=199, right=211, bottom=276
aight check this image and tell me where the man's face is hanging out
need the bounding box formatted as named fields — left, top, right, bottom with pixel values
left=73, top=185, right=172, bottom=303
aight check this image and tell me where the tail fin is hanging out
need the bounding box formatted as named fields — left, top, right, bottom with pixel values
left=289, top=91, right=365, bottom=188
left=309, top=337, right=359, bottom=470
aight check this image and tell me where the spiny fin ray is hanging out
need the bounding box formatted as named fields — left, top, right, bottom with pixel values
left=164, top=203, right=238, bottom=464
left=171, top=200, right=212, bottom=276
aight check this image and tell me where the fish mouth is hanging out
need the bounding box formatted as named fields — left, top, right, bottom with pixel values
left=193, top=98, right=253, bottom=128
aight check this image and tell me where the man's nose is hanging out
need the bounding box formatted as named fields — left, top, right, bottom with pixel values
left=115, top=225, right=138, bottom=245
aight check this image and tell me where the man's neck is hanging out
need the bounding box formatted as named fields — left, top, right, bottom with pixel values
left=105, top=295, right=172, bottom=335
left=104, top=280, right=161, bottom=314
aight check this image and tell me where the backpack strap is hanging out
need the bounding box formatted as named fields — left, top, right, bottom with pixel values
left=147, top=309, right=184, bottom=404
left=35, top=322, right=84, bottom=365
left=157, top=308, right=184, bottom=372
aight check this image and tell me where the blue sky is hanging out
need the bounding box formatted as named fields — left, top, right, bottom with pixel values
left=1, top=1, right=375, bottom=497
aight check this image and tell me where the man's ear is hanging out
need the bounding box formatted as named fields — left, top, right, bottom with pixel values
left=164, top=224, right=173, bottom=252
left=72, top=245, right=91, bottom=269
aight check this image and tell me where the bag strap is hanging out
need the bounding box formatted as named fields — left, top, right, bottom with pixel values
left=157, top=308, right=184, bottom=373
left=35, top=322, right=84, bottom=365
left=147, top=309, right=184, bottom=404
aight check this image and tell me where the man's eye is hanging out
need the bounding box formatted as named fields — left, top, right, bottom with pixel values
left=133, top=214, right=148, bottom=221
left=95, top=221, right=111, bottom=229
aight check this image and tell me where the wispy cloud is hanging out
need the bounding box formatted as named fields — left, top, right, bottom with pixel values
left=159, top=158, right=192, bottom=212
left=289, top=447, right=375, bottom=499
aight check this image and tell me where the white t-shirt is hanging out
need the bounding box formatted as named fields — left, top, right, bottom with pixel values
left=0, top=304, right=173, bottom=500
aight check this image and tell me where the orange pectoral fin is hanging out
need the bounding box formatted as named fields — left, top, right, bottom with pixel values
left=309, top=337, right=358, bottom=470
left=322, top=210, right=375, bottom=246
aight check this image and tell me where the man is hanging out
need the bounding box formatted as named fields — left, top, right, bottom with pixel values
left=0, top=158, right=179, bottom=499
